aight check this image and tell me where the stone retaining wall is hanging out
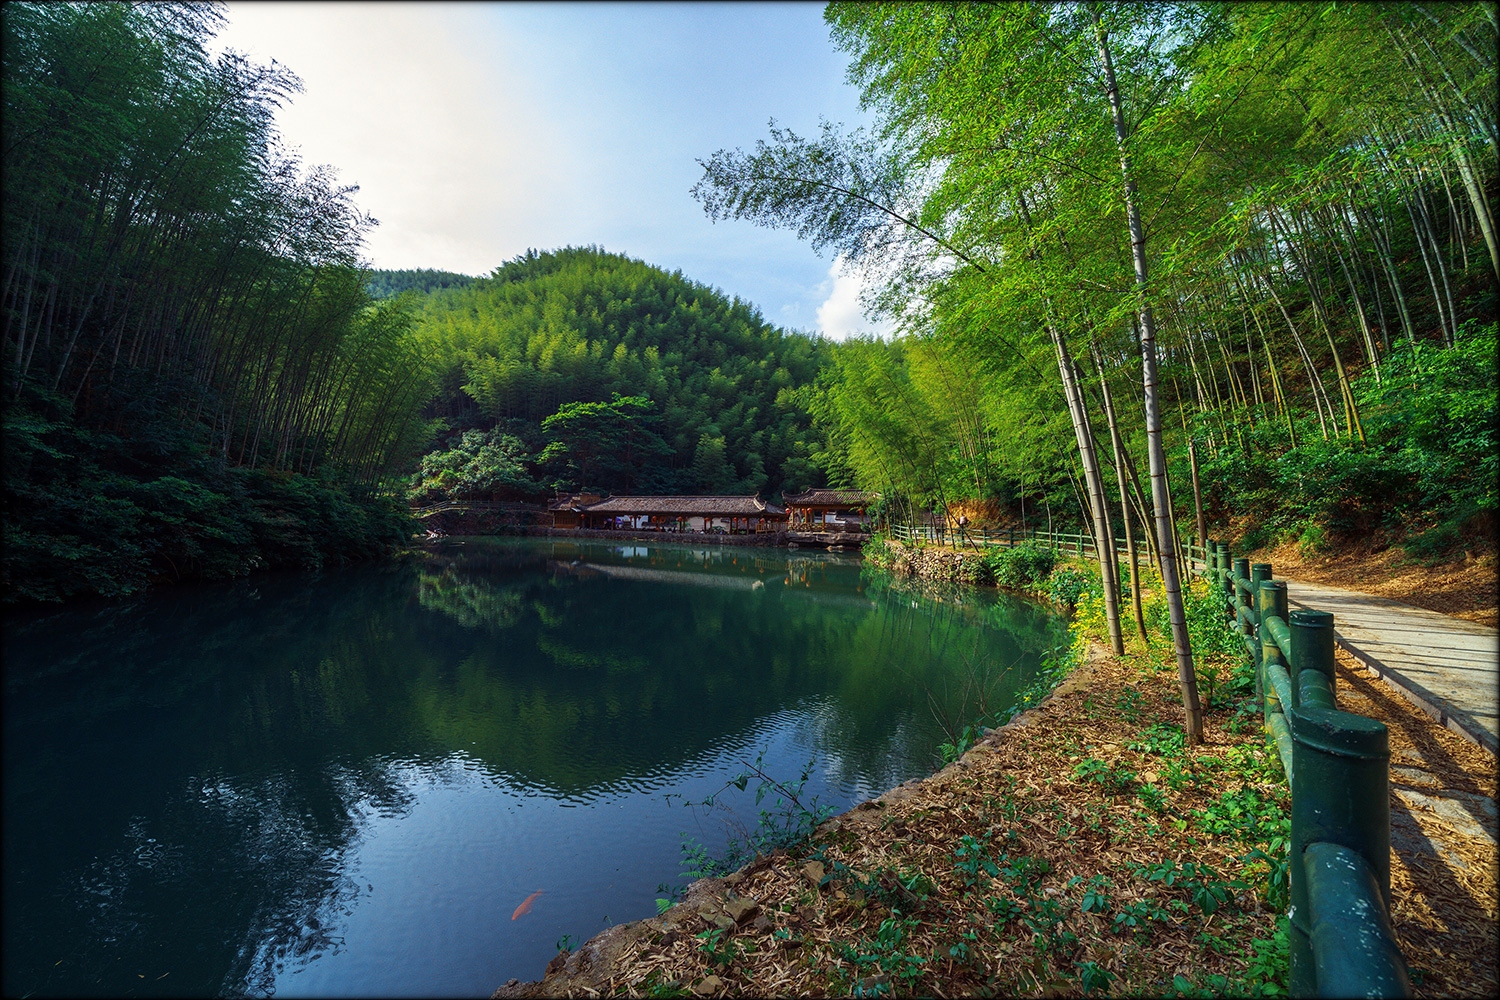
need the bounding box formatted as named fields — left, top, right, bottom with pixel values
left=875, top=539, right=988, bottom=582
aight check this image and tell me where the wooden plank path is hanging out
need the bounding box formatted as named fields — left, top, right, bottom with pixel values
left=1282, top=577, right=1498, bottom=757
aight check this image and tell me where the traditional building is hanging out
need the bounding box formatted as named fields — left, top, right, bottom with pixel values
left=547, top=493, right=602, bottom=529
left=573, top=495, right=787, bottom=534
left=781, top=489, right=875, bottom=531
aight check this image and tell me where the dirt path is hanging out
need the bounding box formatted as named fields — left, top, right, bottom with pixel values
left=1333, top=645, right=1498, bottom=995
left=1242, top=540, right=1498, bottom=628
left=1282, top=577, right=1499, bottom=755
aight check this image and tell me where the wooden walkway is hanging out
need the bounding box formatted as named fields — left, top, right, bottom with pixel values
left=1282, top=578, right=1498, bottom=756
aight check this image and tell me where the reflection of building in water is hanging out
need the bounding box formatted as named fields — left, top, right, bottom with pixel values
left=781, top=554, right=864, bottom=597
left=577, top=563, right=762, bottom=591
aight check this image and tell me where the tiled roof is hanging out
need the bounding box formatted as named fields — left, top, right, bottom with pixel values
left=782, top=489, right=875, bottom=507
left=548, top=493, right=602, bottom=510
left=582, top=495, right=786, bottom=516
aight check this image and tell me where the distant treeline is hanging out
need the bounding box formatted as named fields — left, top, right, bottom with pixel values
left=366, top=268, right=478, bottom=299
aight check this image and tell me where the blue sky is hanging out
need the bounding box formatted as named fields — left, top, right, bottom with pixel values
left=213, top=1, right=892, bottom=339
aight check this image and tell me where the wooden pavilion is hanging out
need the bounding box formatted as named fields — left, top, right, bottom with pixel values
left=569, top=495, right=788, bottom=534
left=547, top=493, right=602, bottom=529
left=781, top=489, right=875, bottom=531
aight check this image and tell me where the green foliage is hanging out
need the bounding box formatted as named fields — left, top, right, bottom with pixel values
left=1073, top=758, right=1138, bottom=795
left=1075, top=959, right=1116, bottom=994
left=408, top=427, right=541, bottom=503
left=664, top=754, right=834, bottom=899
left=1, top=2, right=431, bottom=603
left=366, top=268, right=477, bottom=299
left=833, top=912, right=927, bottom=992
left=1044, top=564, right=1095, bottom=610
left=695, top=928, right=741, bottom=970
left=937, top=722, right=985, bottom=767
left=409, top=246, right=829, bottom=497
left=1130, top=860, right=1245, bottom=917
left=861, top=534, right=893, bottom=565
left=2, top=399, right=414, bottom=603
left=538, top=393, right=672, bottom=494
left=1167, top=919, right=1290, bottom=997
left=952, top=834, right=1001, bottom=887
left=1181, top=579, right=1245, bottom=662
left=986, top=543, right=1057, bottom=590
left=698, top=0, right=1497, bottom=590
left=1198, top=327, right=1499, bottom=557
left=1127, top=723, right=1187, bottom=758
left=1194, top=786, right=1289, bottom=846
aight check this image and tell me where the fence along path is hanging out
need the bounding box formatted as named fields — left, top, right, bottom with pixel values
left=1278, top=579, right=1498, bottom=757
left=896, top=521, right=1495, bottom=992
left=890, top=522, right=1497, bottom=756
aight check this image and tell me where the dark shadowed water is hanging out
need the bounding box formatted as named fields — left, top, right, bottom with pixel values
left=3, top=537, right=1066, bottom=997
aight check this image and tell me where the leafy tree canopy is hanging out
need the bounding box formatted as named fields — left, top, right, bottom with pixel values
left=405, top=246, right=833, bottom=498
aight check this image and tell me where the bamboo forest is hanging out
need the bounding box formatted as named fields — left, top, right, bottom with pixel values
left=2, top=2, right=1497, bottom=998
left=4, top=2, right=1493, bottom=609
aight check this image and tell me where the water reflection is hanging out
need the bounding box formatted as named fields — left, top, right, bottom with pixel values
left=3, top=538, right=1066, bottom=997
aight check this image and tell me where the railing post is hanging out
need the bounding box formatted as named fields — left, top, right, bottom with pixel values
left=1249, top=563, right=1272, bottom=684
left=1259, top=580, right=1288, bottom=710
left=1290, top=700, right=1403, bottom=997
left=1290, top=609, right=1337, bottom=711
left=1217, top=541, right=1234, bottom=603
left=1230, top=554, right=1250, bottom=642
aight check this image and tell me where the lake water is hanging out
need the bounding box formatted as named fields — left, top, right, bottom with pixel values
left=2, top=537, right=1066, bottom=997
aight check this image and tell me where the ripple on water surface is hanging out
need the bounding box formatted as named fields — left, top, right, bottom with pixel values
left=2, top=538, right=1066, bottom=997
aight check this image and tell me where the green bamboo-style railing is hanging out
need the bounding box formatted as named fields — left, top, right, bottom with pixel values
left=1204, top=540, right=1410, bottom=998
left=886, top=521, right=1209, bottom=572
left=884, top=522, right=1410, bottom=995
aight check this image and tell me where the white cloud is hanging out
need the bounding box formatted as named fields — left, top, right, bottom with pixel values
left=210, top=3, right=883, bottom=317
left=814, top=256, right=894, bottom=341
left=214, top=3, right=581, bottom=275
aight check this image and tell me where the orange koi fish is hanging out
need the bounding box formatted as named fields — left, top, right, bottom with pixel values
left=512, top=890, right=544, bottom=920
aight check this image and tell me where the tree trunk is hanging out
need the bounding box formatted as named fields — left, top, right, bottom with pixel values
left=1188, top=437, right=1207, bottom=571
left=1094, top=7, right=1202, bottom=742
left=1046, top=312, right=1125, bottom=655
left=1094, top=340, right=1148, bottom=641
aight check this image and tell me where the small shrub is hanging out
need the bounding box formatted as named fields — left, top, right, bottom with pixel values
left=986, top=542, right=1056, bottom=589
left=956, top=554, right=990, bottom=585
left=1046, top=565, right=1094, bottom=609
left=1402, top=498, right=1495, bottom=562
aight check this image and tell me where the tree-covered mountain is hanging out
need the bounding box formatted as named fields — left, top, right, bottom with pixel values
left=404, top=246, right=833, bottom=500
left=365, top=268, right=478, bottom=299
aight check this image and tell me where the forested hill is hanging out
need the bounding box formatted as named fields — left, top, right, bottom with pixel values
left=404, top=246, right=831, bottom=501
left=365, top=268, right=478, bottom=299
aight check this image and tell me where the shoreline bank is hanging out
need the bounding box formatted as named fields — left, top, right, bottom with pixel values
left=491, top=638, right=1105, bottom=999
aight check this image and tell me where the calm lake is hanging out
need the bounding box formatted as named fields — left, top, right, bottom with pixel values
left=3, top=536, right=1066, bottom=997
